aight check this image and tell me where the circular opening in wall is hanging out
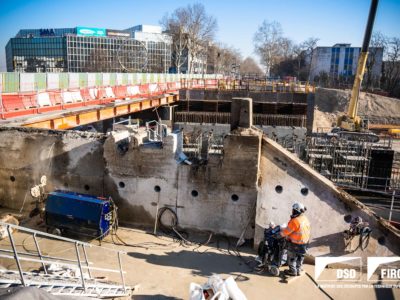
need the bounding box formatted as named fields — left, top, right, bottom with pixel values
left=191, top=190, right=198, bottom=197
left=119, top=182, right=125, bottom=188
left=378, top=236, right=386, bottom=245
left=344, top=214, right=352, bottom=223
left=84, top=185, right=90, bottom=191
left=154, top=185, right=161, bottom=193
left=64, top=183, right=69, bottom=188
left=275, top=185, right=283, bottom=194
left=301, top=187, right=309, bottom=196
left=10, top=176, right=15, bottom=182
left=231, top=194, right=239, bottom=201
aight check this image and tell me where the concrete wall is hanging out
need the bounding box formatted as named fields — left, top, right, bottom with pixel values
left=256, top=137, right=400, bottom=259
left=179, top=89, right=308, bottom=104
left=0, top=126, right=261, bottom=238
left=102, top=128, right=262, bottom=237
left=0, top=127, right=105, bottom=211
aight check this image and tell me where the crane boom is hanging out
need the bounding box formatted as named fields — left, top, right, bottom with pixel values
left=338, top=0, right=379, bottom=131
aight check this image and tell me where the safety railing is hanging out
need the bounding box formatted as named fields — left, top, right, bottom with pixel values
left=0, top=82, right=181, bottom=120
left=146, top=120, right=168, bottom=142
left=0, top=221, right=131, bottom=298
left=180, top=78, right=315, bottom=93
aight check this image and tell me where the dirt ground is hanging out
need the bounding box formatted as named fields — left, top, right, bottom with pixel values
left=1, top=223, right=399, bottom=300
left=313, top=88, right=400, bottom=130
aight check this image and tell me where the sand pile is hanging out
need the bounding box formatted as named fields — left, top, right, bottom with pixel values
left=313, top=88, right=400, bottom=129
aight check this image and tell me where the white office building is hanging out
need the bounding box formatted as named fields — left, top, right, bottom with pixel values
left=309, top=43, right=383, bottom=83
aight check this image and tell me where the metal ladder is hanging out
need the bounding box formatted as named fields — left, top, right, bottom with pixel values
left=0, top=221, right=132, bottom=298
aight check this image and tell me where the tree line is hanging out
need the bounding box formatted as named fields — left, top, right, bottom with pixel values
left=163, top=3, right=399, bottom=97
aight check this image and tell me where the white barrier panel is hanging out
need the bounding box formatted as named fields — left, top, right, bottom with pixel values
left=68, top=73, right=79, bottom=89
left=127, top=85, right=140, bottom=96
left=149, top=84, right=158, bottom=93
left=105, top=87, right=115, bottom=98
left=20, top=73, right=35, bottom=92
left=47, top=73, right=59, bottom=90
left=116, top=73, right=123, bottom=85
left=103, top=73, right=110, bottom=86
left=37, top=93, right=51, bottom=107
left=71, top=91, right=83, bottom=102
left=88, top=73, right=96, bottom=87
left=127, top=74, right=133, bottom=85
left=89, top=88, right=98, bottom=99
left=62, top=92, right=74, bottom=103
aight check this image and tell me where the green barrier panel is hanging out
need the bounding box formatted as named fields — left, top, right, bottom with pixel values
left=122, top=73, right=128, bottom=85
left=109, top=73, right=116, bottom=86
left=34, top=73, right=46, bottom=91
left=95, top=73, right=102, bottom=86
left=2, top=72, right=19, bottom=93
left=150, top=73, right=155, bottom=83
left=79, top=73, right=88, bottom=88
left=59, top=73, right=69, bottom=90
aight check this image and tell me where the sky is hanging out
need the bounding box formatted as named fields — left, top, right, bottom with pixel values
left=0, top=0, right=399, bottom=71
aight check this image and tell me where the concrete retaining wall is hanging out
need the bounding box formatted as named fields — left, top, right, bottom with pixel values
left=256, top=137, right=400, bottom=259
left=0, top=127, right=105, bottom=211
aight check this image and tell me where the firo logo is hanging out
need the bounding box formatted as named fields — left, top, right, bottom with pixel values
left=381, top=269, right=400, bottom=279
left=337, top=269, right=357, bottom=279
left=368, top=257, right=400, bottom=281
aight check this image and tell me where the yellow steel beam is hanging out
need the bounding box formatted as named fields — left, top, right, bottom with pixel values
left=22, top=94, right=178, bottom=130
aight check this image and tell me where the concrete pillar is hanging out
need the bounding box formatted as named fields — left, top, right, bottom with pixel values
left=231, top=97, right=253, bottom=130
left=306, top=93, right=315, bottom=134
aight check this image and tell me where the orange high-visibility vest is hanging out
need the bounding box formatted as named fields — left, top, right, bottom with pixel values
left=281, top=214, right=311, bottom=245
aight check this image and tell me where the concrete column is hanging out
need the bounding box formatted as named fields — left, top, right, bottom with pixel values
left=306, top=93, right=315, bottom=134
left=231, top=97, right=253, bottom=130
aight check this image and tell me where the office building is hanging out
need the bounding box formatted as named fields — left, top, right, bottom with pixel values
left=309, top=43, right=383, bottom=82
left=5, top=25, right=172, bottom=73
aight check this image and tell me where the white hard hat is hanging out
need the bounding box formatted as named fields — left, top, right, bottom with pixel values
left=268, top=221, right=276, bottom=228
left=292, top=202, right=306, bottom=213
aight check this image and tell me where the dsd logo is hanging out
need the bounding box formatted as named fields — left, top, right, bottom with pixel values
left=367, top=257, right=400, bottom=281
left=315, top=257, right=362, bottom=281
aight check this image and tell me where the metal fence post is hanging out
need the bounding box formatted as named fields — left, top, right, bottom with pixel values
left=82, top=244, right=92, bottom=279
left=7, top=226, right=25, bottom=286
left=389, top=190, right=396, bottom=222
left=117, top=252, right=126, bottom=292
left=33, top=232, right=47, bottom=274
left=75, top=242, right=86, bottom=291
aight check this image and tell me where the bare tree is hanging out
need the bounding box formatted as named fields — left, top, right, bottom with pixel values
left=162, top=3, right=217, bottom=73
left=365, top=31, right=386, bottom=89
left=301, top=37, right=319, bottom=81
left=382, top=37, right=400, bottom=97
left=240, top=57, right=263, bottom=76
left=253, top=20, right=284, bottom=77
left=213, top=44, right=242, bottom=75
left=161, top=12, right=189, bottom=73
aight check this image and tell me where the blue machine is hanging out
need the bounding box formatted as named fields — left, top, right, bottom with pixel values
left=45, top=190, right=113, bottom=239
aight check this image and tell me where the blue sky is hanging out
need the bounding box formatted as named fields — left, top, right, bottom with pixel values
left=0, top=0, right=399, bottom=71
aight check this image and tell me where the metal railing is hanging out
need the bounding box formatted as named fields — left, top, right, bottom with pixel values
left=0, top=222, right=131, bottom=298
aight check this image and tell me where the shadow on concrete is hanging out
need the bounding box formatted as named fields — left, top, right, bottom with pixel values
left=128, top=248, right=255, bottom=277
left=132, top=295, right=181, bottom=300
left=308, top=232, right=346, bottom=256
left=374, top=279, right=395, bottom=300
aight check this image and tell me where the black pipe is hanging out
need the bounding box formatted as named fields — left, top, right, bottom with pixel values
left=361, top=0, right=379, bottom=53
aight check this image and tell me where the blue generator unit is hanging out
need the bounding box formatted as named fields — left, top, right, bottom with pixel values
left=45, top=190, right=114, bottom=239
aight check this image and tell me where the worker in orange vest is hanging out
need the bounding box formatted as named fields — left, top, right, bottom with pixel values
left=280, top=202, right=311, bottom=276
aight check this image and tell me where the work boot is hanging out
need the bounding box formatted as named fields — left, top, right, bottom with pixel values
left=284, top=269, right=298, bottom=276
left=254, top=263, right=265, bottom=272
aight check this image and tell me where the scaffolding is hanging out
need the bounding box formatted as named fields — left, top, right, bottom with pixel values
left=305, top=132, right=399, bottom=194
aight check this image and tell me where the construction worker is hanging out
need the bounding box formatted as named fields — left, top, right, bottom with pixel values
left=280, top=202, right=310, bottom=276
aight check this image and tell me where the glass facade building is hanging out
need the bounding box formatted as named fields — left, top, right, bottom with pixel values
left=6, top=26, right=172, bottom=73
